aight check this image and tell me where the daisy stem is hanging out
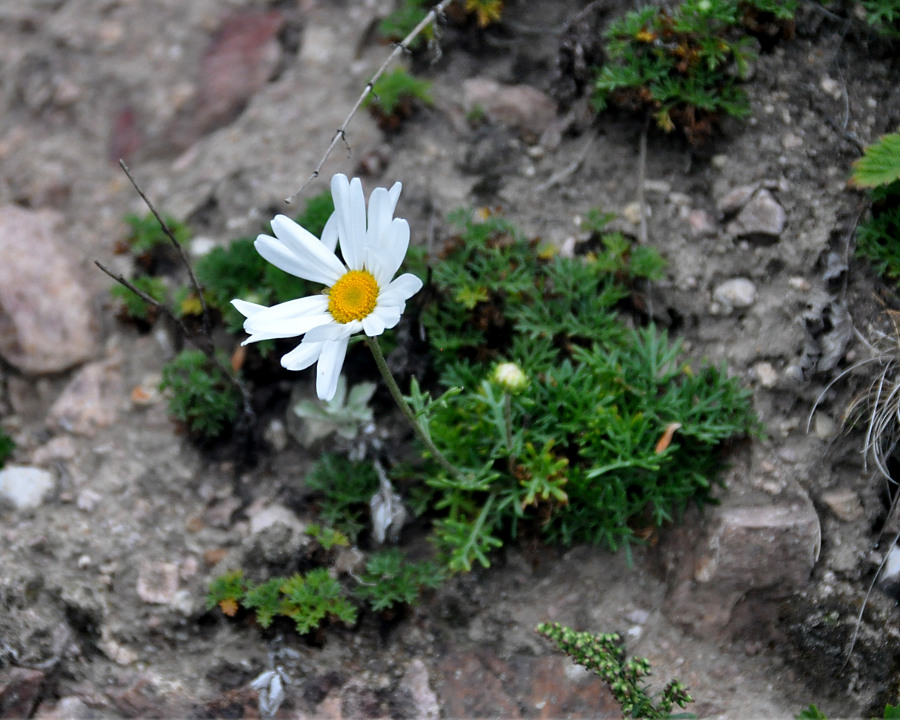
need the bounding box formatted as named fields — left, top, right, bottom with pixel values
left=365, top=336, right=462, bottom=480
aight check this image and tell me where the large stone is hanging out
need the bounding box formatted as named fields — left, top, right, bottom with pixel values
left=665, top=501, right=820, bottom=637
left=47, top=355, right=124, bottom=436
left=0, top=206, right=99, bottom=374
left=462, top=78, right=558, bottom=142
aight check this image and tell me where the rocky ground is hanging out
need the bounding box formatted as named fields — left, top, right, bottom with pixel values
left=2, top=0, right=900, bottom=717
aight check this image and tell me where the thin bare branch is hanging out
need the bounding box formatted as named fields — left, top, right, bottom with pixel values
left=284, top=0, right=455, bottom=204
left=118, top=159, right=212, bottom=337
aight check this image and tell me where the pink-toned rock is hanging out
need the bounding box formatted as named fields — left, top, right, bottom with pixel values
left=0, top=206, right=99, bottom=374
left=398, top=659, right=439, bottom=720
left=462, top=78, right=558, bottom=141
left=166, top=10, right=285, bottom=150
left=0, top=667, right=46, bottom=718
left=48, top=355, right=124, bottom=436
left=688, top=208, right=717, bottom=238
left=136, top=561, right=180, bottom=605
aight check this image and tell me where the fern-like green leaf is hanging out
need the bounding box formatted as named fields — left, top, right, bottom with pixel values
left=853, top=132, right=900, bottom=188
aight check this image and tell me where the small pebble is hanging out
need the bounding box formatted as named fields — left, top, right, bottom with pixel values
left=622, top=201, right=645, bottom=225
left=788, top=276, right=810, bottom=291
left=713, top=278, right=757, bottom=310
left=0, top=465, right=55, bottom=510
left=754, top=361, right=778, bottom=388
left=821, top=489, right=863, bottom=522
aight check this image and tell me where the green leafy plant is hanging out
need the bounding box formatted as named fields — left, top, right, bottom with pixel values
left=353, top=549, right=444, bottom=612
left=594, top=0, right=795, bottom=144
left=795, top=703, right=900, bottom=719
left=122, top=211, right=191, bottom=256
left=207, top=568, right=357, bottom=635
left=852, top=133, right=900, bottom=285
left=414, top=210, right=758, bottom=571
left=159, top=349, right=241, bottom=439
left=110, top=275, right=168, bottom=323
left=861, top=0, right=900, bottom=37
left=537, top=622, right=693, bottom=719
left=305, top=524, right=350, bottom=551
left=364, top=67, right=433, bottom=129
left=305, top=454, right=380, bottom=541
left=853, top=132, right=900, bottom=189
left=0, top=429, right=15, bottom=469
left=379, top=0, right=432, bottom=47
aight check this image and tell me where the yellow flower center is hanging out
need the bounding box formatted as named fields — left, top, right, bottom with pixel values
left=328, top=270, right=379, bottom=324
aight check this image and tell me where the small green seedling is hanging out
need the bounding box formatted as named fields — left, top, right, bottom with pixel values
left=305, top=454, right=380, bottom=542
left=293, top=375, right=376, bottom=446
left=159, top=350, right=241, bottom=440
left=0, top=429, right=15, bottom=469
left=537, top=622, right=693, bottom=719
left=305, top=524, right=350, bottom=551
left=353, top=549, right=444, bottom=612
left=364, top=67, right=433, bottom=129
left=852, top=133, right=900, bottom=285
left=122, top=211, right=191, bottom=258
left=110, top=275, right=168, bottom=324
left=861, top=0, right=900, bottom=37
left=208, top=568, right=357, bottom=635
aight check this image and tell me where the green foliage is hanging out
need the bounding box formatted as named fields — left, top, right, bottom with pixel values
left=205, top=569, right=247, bottom=615
left=537, top=622, right=693, bottom=719
left=856, top=181, right=900, bottom=283
left=305, top=454, right=380, bottom=541
left=207, top=568, right=357, bottom=635
left=593, top=0, right=795, bottom=144
left=795, top=706, right=828, bottom=720
left=0, top=428, right=15, bottom=469
left=305, top=524, right=350, bottom=551
left=379, top=0, right=431, bottom=47
left=861, top=0, right=900, bottom=36
left=365, top=67, right=433, bottom=124
left=110, top=275, right=168, bottom=322
left=159, top=350, right=241, bottom=439
left=416, top=210, right=757, bottom=571
left=795, top=703, right=900, bottom=719
left=123, top=211, right=190, bottom=255
left=853, top=132, right=900, bottom=189
left=353, top=549, right=444, bottom=612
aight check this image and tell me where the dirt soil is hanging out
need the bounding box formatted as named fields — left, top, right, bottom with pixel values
left=2, top=0, right=900, bottom=718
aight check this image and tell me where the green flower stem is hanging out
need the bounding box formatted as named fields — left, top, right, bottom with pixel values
left=365, top=336, right=462, bottom=480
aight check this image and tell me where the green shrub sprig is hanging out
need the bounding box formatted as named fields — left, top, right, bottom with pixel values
left=537, top=622, right=693, bottom=719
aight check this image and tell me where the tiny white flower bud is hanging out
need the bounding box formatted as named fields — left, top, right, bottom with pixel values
left=492, top=362, right=528, bottom=393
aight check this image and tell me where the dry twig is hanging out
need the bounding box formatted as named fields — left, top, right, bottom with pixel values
left=284, top=0, right=455, bottom=204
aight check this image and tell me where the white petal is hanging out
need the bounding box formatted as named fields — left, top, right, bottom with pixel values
left=271, top=214, right=346, bottom=280
left=242, top=295, right=331, bottom=338
left=320, top=212, right=338, bottom=253
left=281, top=339, right=324, bottom=371
left=379, top=273, right=423, bottom=305
left=362, top=310, right=389, bottom=336
left=303, top=321, right=358, bottom=344
left=332, top=174, right=367, bottom=270
left=366, top=183, right=402, bottom=246
left=379, top=218, right=410, bottom=282
left=255, top=235, right=343, bottom=287
left=231, top=299, right=267, bottom=318
left=317, top=337, right=350, bottom=400
left=369, top=302, right=403, bottom=331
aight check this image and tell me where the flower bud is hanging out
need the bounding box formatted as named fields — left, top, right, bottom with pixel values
left=492, top=362, right=528, bottom=393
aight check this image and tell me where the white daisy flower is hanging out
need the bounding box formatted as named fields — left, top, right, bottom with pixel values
left=231, top=174, right=423, bottom=401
